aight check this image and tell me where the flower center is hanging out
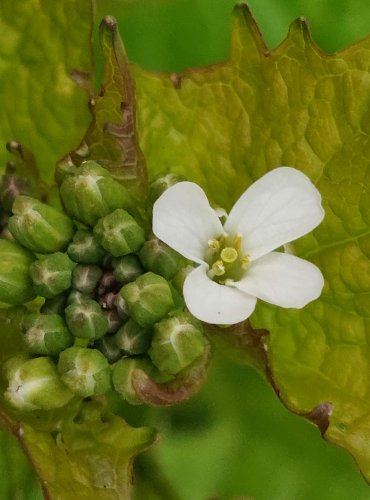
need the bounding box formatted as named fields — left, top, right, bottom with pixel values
left=205, top=234, right=250, bottom=284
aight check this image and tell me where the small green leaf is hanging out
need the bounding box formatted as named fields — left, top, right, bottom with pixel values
left=133, top=3, right=370, bottom=479
left=66, top=16, right=148, bottom=198
left=0, top=0, right=93, bottom=181
left=20, top=401, right=156, bottom=499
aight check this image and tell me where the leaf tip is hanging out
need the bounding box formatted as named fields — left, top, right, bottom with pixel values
left=305, top=402, right=333, bottom=436
left=102, top=15, right=118, bottom=33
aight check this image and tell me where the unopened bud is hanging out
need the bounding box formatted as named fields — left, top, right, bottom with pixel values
left=104, top=309, right=121, bottom=334
left=139, top=237, right=184, bottom=279
left=40, top=293, right=67, bottom=315
left=71, top=264, right=102, bottom=295
left=120, top=272, right=175, bottom=327
left=149, top=313, right=205, bottom=375
left=65, top=298, right=108, bottom=340
left=58, top=347, right=111, bottom=397
left=8, top=196, right=74, bottom=253
left=115, top=319, right=152, bottom=355
left=0, top=239, right=35, bottom=305
left=93, top=209, right=145, bottom=257
left=172, top=265, right=194, bottom=293
left=54, top=161, right=78, bottom=185
left=22, top=313, right=73, bottom=356
left=67, top=290, right=90, bottom=306
left=114, top=293, right=130, bottom=320
left=149, top=173, right=186, bottom=204
left=95, top=335, right=121, bottom=363
left=112, top=357, right=153, bottom=405
left=67, top=229, right=105, bottom=264
left=112, top=254, right=143, bottom=284
left=29, top=252, right=76, bottom=298
left=60, top=161, right=135, bottom=226
left=4, top=356, right=74, bottom=411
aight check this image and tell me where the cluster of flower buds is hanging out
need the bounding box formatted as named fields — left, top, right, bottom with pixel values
left=0, top=161, right=208, bottom=411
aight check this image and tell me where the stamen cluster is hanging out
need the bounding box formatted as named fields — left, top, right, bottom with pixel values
left=205, top=234, right=250, bottom=284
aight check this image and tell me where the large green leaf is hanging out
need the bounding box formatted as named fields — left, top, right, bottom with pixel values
left=133, top=4, right=370, bottom=479
left=0, top=0, right=93, bottom=181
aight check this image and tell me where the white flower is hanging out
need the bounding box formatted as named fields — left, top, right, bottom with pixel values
left=152, top=167, right=325, bottom=325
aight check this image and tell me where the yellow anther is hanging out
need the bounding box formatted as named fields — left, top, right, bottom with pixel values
left=232, top=233, right=243, bottom=252
left=241, top=254, right=250, bottom=269
left=211, top=260, right=226, bottom=276
left=208, top=239, right=220, bottom=252
left=220, top=247, right=238, bottom=263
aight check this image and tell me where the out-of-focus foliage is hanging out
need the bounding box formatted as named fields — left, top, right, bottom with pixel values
left=96, top=0, right=370, bottom=73
left=0, top=431, right=41, bottom=500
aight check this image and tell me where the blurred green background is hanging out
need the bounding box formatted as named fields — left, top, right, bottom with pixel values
left=1, top=1, right=370, bottom=498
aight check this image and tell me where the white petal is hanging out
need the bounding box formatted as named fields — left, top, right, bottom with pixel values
left=224, top=167, right=324, bottom=260
left=183, top=265, right=257, bottom=324
left=153, top=182, right=223, bottom=264
left=232, top=252, right=324, bottom=308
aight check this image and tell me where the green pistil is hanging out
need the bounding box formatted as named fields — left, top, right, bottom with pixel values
left=206, top=234, right=249, bottom=283
left=220, top=247, right=238, bottom=263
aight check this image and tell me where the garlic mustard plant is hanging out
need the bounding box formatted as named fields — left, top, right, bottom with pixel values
left=153, top=167, right=325, bottom=324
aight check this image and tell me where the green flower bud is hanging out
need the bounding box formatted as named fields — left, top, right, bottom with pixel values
left=58, top=347, right=111, bottom=397
left=149, top=313, right=205, bottom=375
left=171, top=265, right=194, bottom=293
left=40, top=293, right=67, bottom=315
left=67, top=229, right=105, bottom=264
left=60, top=161, right=135, bottom=226
left=54, top=160, right=78, bottom=185
left=65, top=299, right=108, bottom=340
left=93, top=209, right=145, bottom=257
left=120, top=272, right=175, bottom=327
left=115, top=319, right=152, bottom=355
left=0, top=239, right=35, bottom=305
left=149, top=173, right=186, bottom=204
left=4, top=356, right=74, bottom=411
left=112, top=357, right=153, bottom=405
left=67, top=290, right=90, bottom=306
left=112, top=254, right=143, bottom=284
left=71, top=264, right=102, bottom=295
left=104, top=309, right=121, bottom=334
left=8, top=196, right=74, bottom=253
left=95, top=335, right=122, bottom=363
left=29, top=252, right=76, bottom=298
left=139, top=237, right=184, bottom=279
left=114, top=293, right=130, bottom=321
left=23, top=313, right=73, bottom=356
